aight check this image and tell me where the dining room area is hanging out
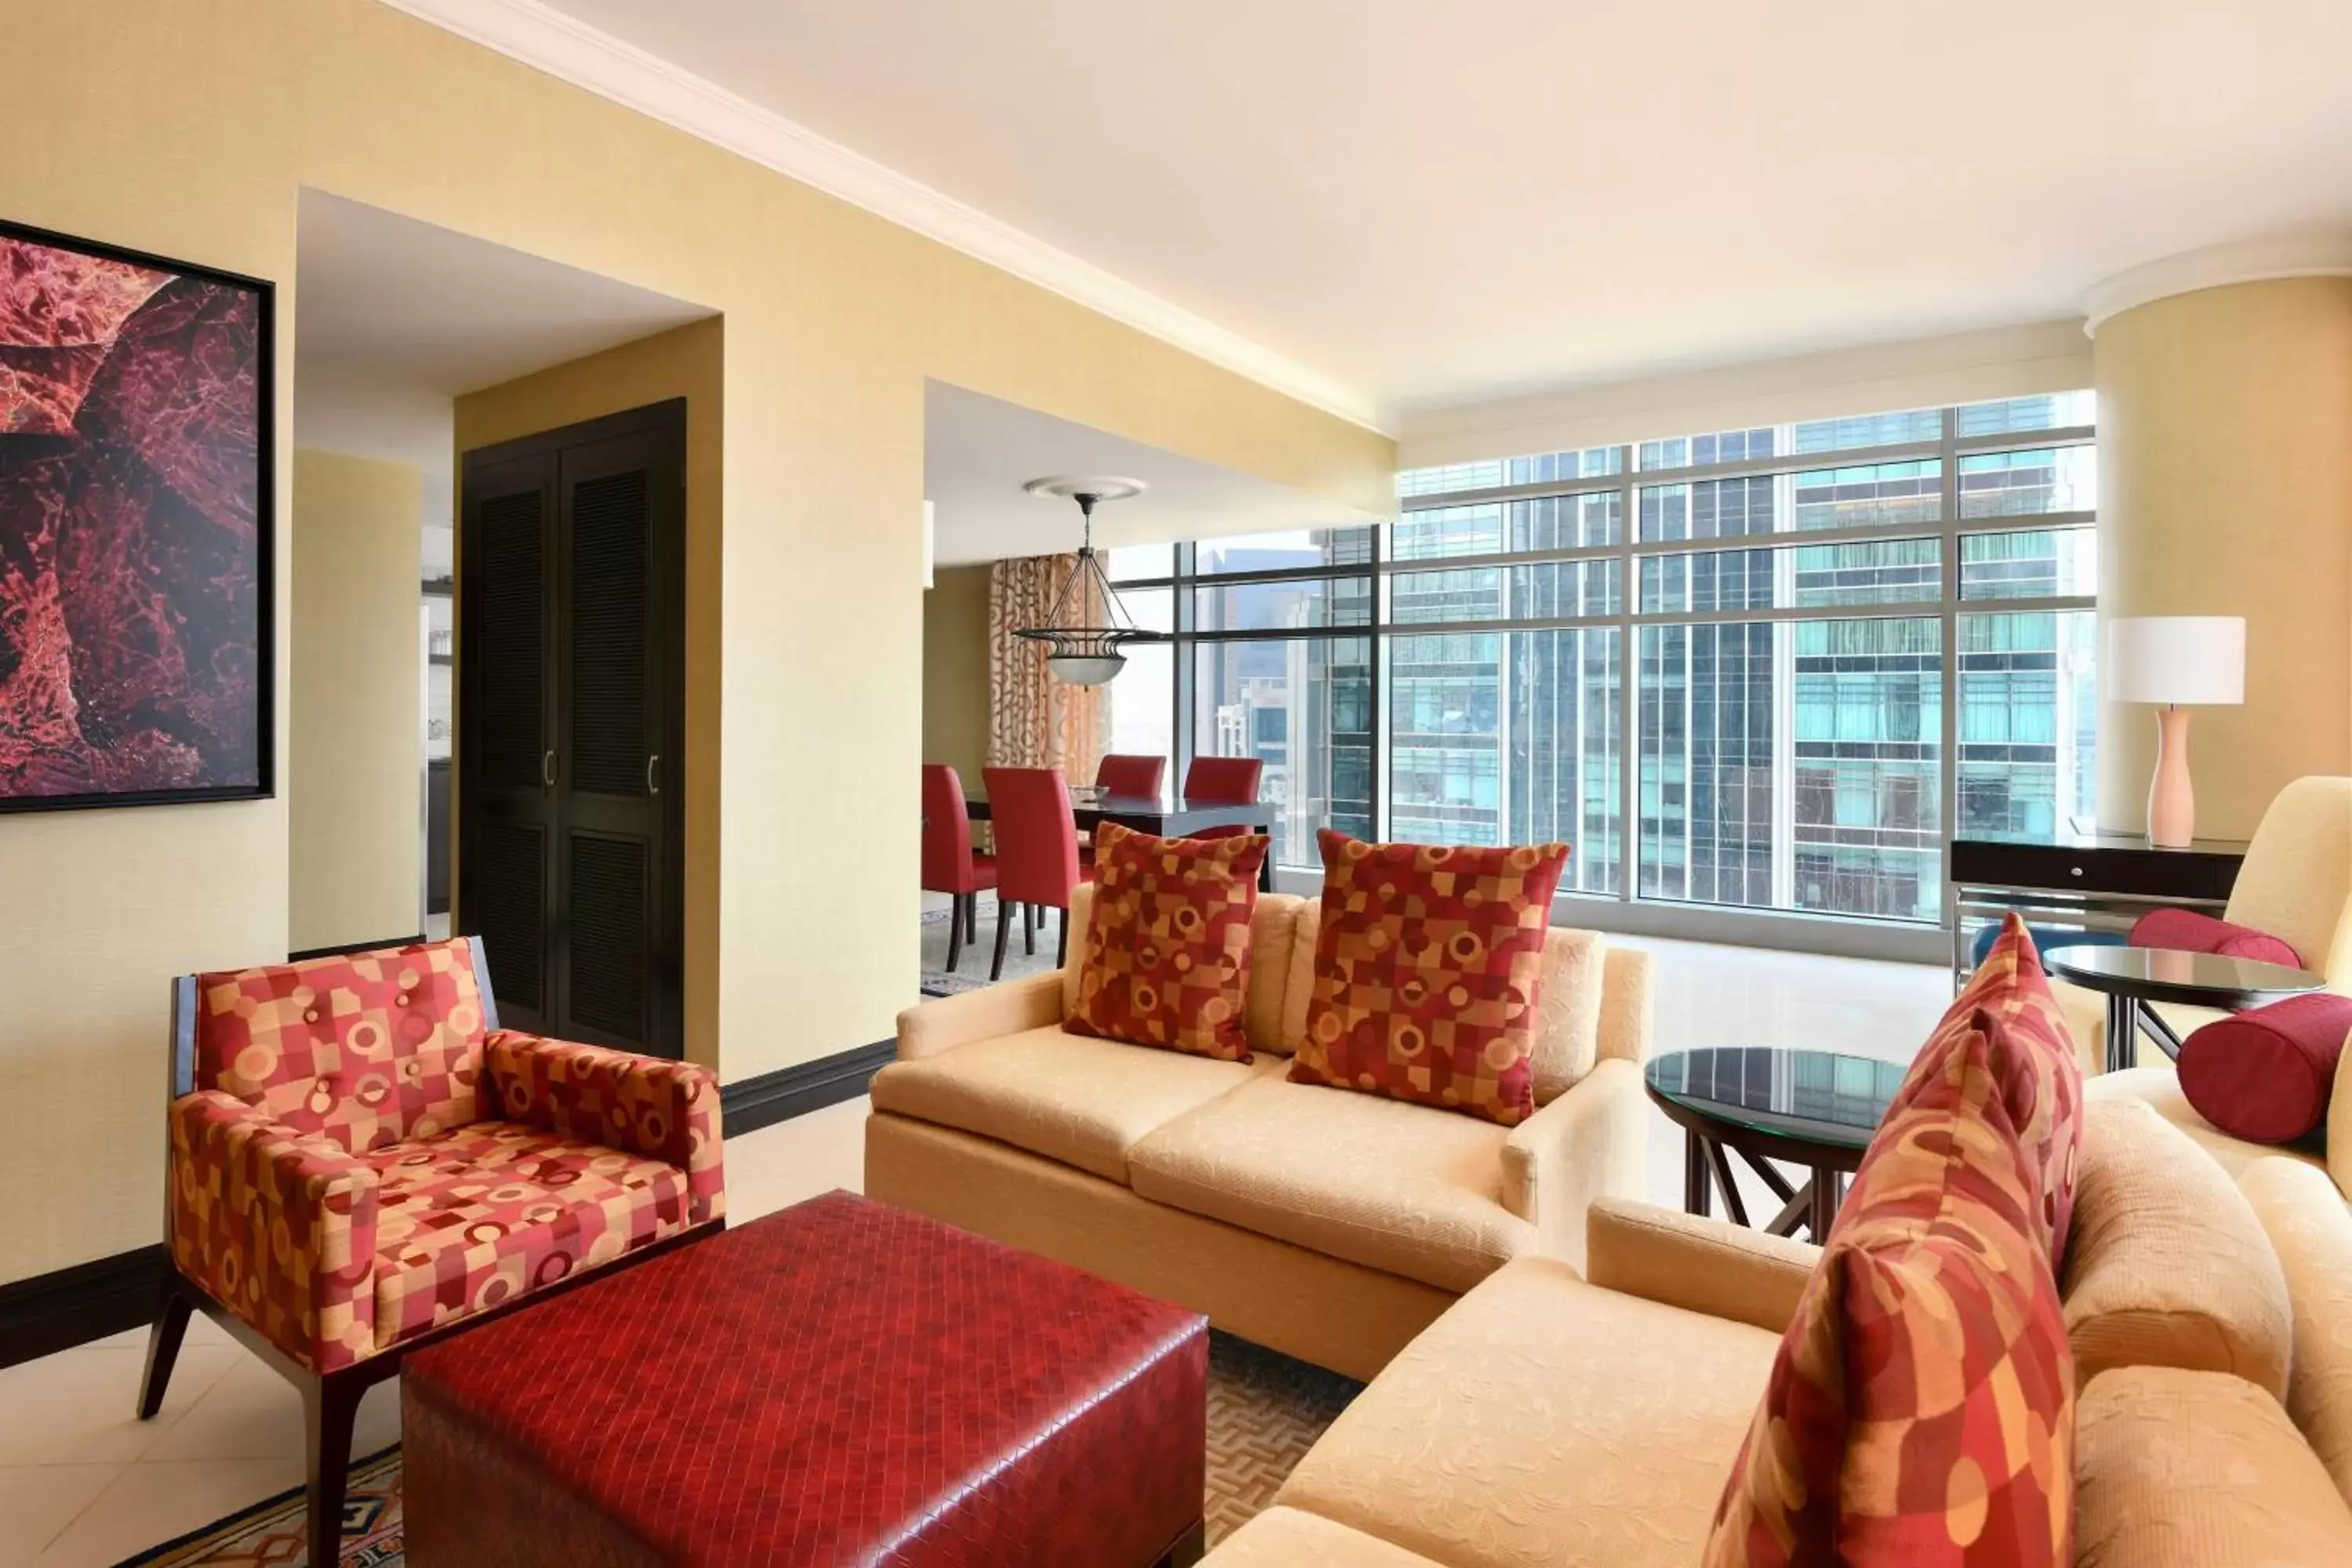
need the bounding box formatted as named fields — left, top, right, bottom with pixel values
left=917, top=379, right=1376, bottom=1000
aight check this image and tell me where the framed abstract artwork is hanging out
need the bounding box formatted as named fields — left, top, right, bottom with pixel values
left=0, top=219, right=273, bottom=812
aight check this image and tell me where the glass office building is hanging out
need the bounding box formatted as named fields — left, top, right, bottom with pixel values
left=1105, top=391, right=2097, bottom=932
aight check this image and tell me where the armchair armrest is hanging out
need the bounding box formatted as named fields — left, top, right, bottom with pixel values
left=485, top=1032, right=724, bottom=1224
left=895, top=970, right=1067, bottom=1062
left=1585, top=1196, right=1820, bottom=1334
left=167, top=1091, right=379, bottom=1371
left=1499, top=1056, right=1647, bottom=1271
left=1595, top=946, right=1655, bottom=1065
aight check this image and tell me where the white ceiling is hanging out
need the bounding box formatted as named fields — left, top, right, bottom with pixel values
left=482, top=0, right=2352, bottom=429
left=293, top=189, right=713, bottom=525
left=925, top=382, right=1363, bottom=565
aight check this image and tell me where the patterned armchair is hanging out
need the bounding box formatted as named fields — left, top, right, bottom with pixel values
left=139, top=936, right=723, bottom=1555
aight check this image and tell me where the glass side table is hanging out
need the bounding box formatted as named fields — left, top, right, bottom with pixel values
left=1642, top=1047, right=1904, bottom=1242
left=2045, top=946, right=2325, bottom=1073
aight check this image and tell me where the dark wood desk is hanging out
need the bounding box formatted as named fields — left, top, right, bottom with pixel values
left=965, top=792, right=1279, bottom=891
left=1947, top=828, right=2248, bottom=983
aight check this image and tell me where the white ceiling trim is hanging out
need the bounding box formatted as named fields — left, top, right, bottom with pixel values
left=1397, top=321, right=2093, bottom=470
left=2080, top=236, right=2352, bottom=335
left=372, top=0, right=1389, bottom=434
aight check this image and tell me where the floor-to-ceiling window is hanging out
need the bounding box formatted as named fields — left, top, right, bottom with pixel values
left=1104, top=390, right=2096, bottom=932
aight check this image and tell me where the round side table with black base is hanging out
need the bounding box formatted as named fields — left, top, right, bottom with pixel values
left=2045, top=946, right=2325, bottom=1074
left=1643, top=1047, right=1905, bottom=1243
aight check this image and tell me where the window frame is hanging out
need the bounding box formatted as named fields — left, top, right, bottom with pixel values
left=1112, top=405, right=2096, bottom=928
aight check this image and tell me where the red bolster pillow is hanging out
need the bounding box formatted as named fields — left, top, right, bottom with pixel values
left=2177, top=993, right=2352, bottom=1144
left=2130, top=907, right=2303, bottom=969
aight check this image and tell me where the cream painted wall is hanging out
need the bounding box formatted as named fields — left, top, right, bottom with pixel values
left=2093, top=277, right=2352, bottom=838
left=0, top=0, right=1390, bottom=1281
left=453, top=319, right=724, bottom=1072
left=289, top=450, right=425, bottom=953
left=923, top=565, right=993, bottom=786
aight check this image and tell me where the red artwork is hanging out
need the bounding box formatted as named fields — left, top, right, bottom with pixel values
left=0, top=224, right=267, bottom=808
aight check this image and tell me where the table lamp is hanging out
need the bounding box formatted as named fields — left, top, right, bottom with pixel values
left=2104, top=615, right=2245, bottom=848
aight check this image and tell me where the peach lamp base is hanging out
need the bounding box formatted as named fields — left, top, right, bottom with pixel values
left=2147, top=706, right=2196, bottom=849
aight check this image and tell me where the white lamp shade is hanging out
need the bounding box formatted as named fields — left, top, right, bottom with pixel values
left=2104, top=615, right=2245, bottom=706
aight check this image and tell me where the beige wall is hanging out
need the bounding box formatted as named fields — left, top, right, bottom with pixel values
left=0, top=0, right=1390, bottom=1282
left=289, top=451, right=425, bottom=953
left=453, top=320, right=725, bottom=1072
left=923, top=565, right=993, bottom=785
left=2093, top=278, right=2352, bottom=837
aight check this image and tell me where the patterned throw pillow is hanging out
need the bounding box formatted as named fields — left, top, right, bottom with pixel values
left=1290, top=829, right=1570, bottom=1127
left=1907, top=913, right=2085, bottom=1261
left=1063, top=822, right=1270, bottom=1062
left=1704, top=1009, right=2076, bottom=1567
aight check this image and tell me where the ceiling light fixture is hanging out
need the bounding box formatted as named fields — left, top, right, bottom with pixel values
left=1015, top=476, right=1167, bottom=686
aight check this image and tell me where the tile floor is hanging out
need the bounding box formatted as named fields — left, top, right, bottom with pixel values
left=0, top=935, right=1946, bottom=1566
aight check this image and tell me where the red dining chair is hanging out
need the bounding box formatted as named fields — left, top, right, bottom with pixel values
left=921, top=764, right=996, bottom=972
left=1095, top=753, right=1168, bottom=798
left=982, top=765, right=1091, bottom=979
left=1181, top=754, right=1265, bottom=840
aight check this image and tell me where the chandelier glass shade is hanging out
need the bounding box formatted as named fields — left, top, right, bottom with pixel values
left=1014, top=478, right=1169, bottom=687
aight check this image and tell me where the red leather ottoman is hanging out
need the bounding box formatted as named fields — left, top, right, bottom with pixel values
left=402, top=1190, right=1207, bottom=1566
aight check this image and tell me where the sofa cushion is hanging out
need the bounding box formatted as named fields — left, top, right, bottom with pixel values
left=2074, top=1366, right=2352, bottom=1567
left=2236, top=1158, right=2352, bottom=1508
left=1910, top=912, right=2086, bottom=1260
left=2061, top=1097, right=2292, bottom=1402
left=1276, top=1256, right=1779, bottom=1568
left=2177, top=992, right=2352, bottom=1145
left=1127, top=1072, right=1533, bottom=1293
left=1202, top=1508, right=1443, bottom=1567
left=2085, top=1065, right=2334, bottom=1183
left=1290, top=830, right=1571, bottom=1127
left=2129, top=906, right=2303, bottom=967
left=1706, top=1010, right=2074, bottom=1568
left=369, top=1121, right=692, bottom=1347
left=1066, top=886, right=1302, bottom=1058
left=868, top=1025, right=1266, bottom=1183
left=1065, top=822, right=1269, bottom=1063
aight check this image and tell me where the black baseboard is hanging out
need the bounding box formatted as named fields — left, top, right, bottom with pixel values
left=720, top=1039, right=894, bottom=1137
left=0, top=1040, right=890, bottom=1369
left=287, top=933, right=427, bottom=962
left=0, top=1243, right=169, bottom=1370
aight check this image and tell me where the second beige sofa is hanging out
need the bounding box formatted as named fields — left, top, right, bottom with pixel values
left=865, top=887, right=1654, bottom=1380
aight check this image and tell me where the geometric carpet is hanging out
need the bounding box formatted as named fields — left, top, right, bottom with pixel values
left=116, top=1333, right=1362, bottom=1565
left=918, top=900, right=1062, bottom=999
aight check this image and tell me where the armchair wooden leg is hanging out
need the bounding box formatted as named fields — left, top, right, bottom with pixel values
left=305, top=1372, right=363, bottom=1562
left=945, top=895, right=966, bottom=973
left=136, top=1278, right=195, bottom=1420
left=991, top=900, right=1015, bottom=981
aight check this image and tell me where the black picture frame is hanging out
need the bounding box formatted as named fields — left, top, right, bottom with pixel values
left=0, top=216, right=275, bottom=815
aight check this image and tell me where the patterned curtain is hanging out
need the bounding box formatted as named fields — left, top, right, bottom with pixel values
left=989, top=555, right=1106, bottom=781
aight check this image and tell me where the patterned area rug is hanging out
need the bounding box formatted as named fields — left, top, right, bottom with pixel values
left=118, top=1333, right=1359, bottom=1566
left=919, top=900, right=1062, bottom=998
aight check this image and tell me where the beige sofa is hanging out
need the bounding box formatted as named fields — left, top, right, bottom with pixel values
left=865, top=887, right=1653, bottom=1380
left=2073, top=775, right=2352, bottom=1197
left=1201, top=1095, right=2352, bottom=1566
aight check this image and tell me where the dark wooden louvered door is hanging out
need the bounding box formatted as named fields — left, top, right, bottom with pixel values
left=459, top=401, right=685, bottom=1060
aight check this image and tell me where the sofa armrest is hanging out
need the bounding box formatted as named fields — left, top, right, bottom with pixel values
left=1584, top=1196, right=1820, bottom=1334
left=167, top=1091, right=379, bottom=1371
left=1595, top=946, right=1655, bottom=1065
left=485, top=1031, right=724, bottom=1223
left=895, top=970, right=1067, bottom=1061
left=1498, top=1056, right=1646, bottom=1271
left=2330, top=1055, right=2352, bottom=1200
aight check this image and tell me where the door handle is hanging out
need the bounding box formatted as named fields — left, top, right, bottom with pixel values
left=647, top=754, right=661, bottom=797
left=543, top=750, right=556, bottom=788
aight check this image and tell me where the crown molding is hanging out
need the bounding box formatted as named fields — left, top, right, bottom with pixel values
left=2081, top=236, right=2352, bottom=335
left=372, top=0, right=1389, bottom=434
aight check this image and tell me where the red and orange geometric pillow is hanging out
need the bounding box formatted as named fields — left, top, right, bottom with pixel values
left=1703, top=1007, right=2077, bottom=1567
left=1064, top=822, right=1270, bottom=1062
left=1289, top=830, right=1570, bottom=1127
left=1905, top=913, right=2085, bottom=1260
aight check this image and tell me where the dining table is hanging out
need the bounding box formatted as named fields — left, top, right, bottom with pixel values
left=964, top=789, right=1279, bottom=890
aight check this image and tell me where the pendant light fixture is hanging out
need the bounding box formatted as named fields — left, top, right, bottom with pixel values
left=1014, top=476, right=1168, bottom=686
